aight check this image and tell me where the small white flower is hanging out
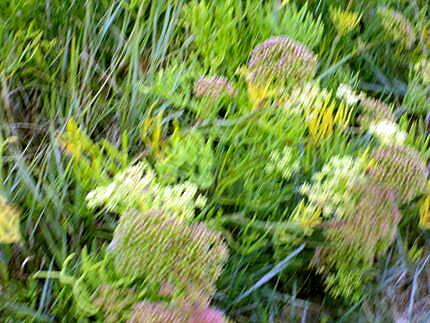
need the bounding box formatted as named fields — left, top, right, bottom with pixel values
left=85, top=163, right=206, bottom=220
left=369, top=119, right=407, bottom=145
left=299, top=155, right=364, bottom=219
left=265, top=146, right=300, bottom=180
left=336, top=84, right=360, bottom=105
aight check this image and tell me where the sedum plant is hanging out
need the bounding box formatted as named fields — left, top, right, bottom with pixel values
left=358, top=95, right=396, bottom=128
left=285, top=83, right=354, bottom=144
left=128, top=301, right=229, bottom=323
left=336, top=85, right=397, bottom=130
left=247, top=36, right=318, bottom=94
left=368, top=119, right=408, bottom=146
left=4, top=0, right=430, bottom=321
left=109, top=209, right=228, bottom=305
left=329, top=7, right=361, bottom=37
left=92, top=285, right=139, bottom=323
left=181, top=0, right=245, bottom=72
left=377, top=6, right=416, bottom=49
left=305, top=131, right=427, bottom=301
left=86, top=163, right=207, bottom=220
left=300, top=155, right=366, bottom=219
left=193, top=76, right=236, bottom=101
left=368, top=145, right=428, bottom=203
left=264, top=146, right=300, bottom=181
left=313, top=181, right=402, bottom=301
left=0, top=196, right=21, bottom=244
left=155, top=130, right=216, bottom=189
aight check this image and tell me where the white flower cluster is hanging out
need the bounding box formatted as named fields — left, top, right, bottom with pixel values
left=86, top=163, right=154, bottom=211
left=300, top=155, right=364, bottom=218
left=285, top=82, right=331, bottom=113
left=156, top=182, right=207, bottom=219
left=368, top=119, right=407, bottom=146
left=265, top=146, right=300, bottom=180
left=336, top=84, right=361, bottom=105
left=86, top=163, right=206, bottom=220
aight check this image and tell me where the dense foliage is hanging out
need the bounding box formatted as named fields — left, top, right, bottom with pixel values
left=0, top=0, right=429, bottom=322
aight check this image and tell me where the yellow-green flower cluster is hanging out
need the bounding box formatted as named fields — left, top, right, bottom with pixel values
left=285, top=83, right=352, bottom=142
left=264, top=146, right=300, bottom=180
left=0, top=196, right=21, bottom=244
left=109, top=209, right=228, bottom=305
left=86, top=163, right=206, bottom=220
left=300, top=155, right=365, bottom=219
left=329, top=7, right=361, bottom=36
left=286, top=82, right=331, bottom=112
left=336, top=84, right=361, bottom=106
left=288, top=200, right=321, bottom=235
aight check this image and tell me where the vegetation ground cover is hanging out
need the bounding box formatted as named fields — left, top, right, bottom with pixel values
left=0, top=0, right=429, bottom=322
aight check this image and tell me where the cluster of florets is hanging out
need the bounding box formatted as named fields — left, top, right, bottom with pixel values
left=193, top=76, right=236, bottom=100
left=329, top=7, right=361, bottom=36
left=359, top=95, right=396, bottom=127
left=377, top=7, right=416, bottom=49
left=327, top=184, right=400, bottom=260
left=247, top=36, right=317, bottom=87
left=368, top=145, right=428, bottom=203
left=109, top=209, right=228, bottom=305
left=128, top=301, right=228, bottom=323
left=368, top=119, right=407, bottom=145
left=93, top=285, right=138, bottom=323
left=286, top=82, right=331, bottom=112
left=336, top=84, right=361, bottom=105
left=335, top=84, right=396, bottom=128
left=312, top=183, right=401, bottom=301
left=86, top=163, right=206, bottom=220
left=84, top=161, right=229, bottom=319
left=306, top=135, right=428, bottom=301
left=301, top=147, right=424, bottom=301
left=300, top=155, right=365, bottom=219
left=264, top=146, right=300, bottom=180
